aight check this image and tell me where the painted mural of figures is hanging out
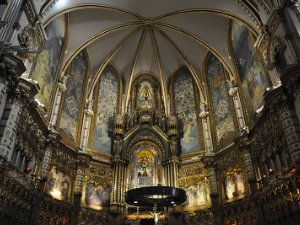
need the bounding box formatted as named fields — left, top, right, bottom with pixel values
left=185, top=183, right=208, bottom=207
left=47, top=167, right=71, bottom=201
left=93, top=69, right=118, bottom=153
left=31, top=19, right=65, bottom=109
left=231, top=21, right=269, bottom=116
left=224, top=172, right=245, bottom=200
left=174, top=71, right=200, bottom=153
left=206, top=54, right=235, bottom=144
left=85, top=183, right=111, bottom=209
left=59, top=51, right=87, bottom=140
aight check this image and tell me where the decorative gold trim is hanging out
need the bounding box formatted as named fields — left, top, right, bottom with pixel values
left=87, top=25, right=144, bottom=99
left=60, top=21, right=144, bottom=75
left=150, top=27, right=168, bottom=115
left=154, top=25, right=206, bottom=103
left=43, top=4, right=258, bottom=36
left=43, top=4, right=146, bottom=26
left=155, top=22, right=236, bottom=81
left=124, top=27, right=147, bottom=111
left=153, top=8, right=259, bottom=35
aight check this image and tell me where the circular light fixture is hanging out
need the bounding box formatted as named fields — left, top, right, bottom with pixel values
left=126, top=186, right=187, bottom=207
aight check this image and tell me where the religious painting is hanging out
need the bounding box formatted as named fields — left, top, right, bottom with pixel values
left=223, top=171, right=245, bottom=201
left=93, top=68, right=118, bottom=153
left=31, top=18, right=65, bottom=109
left=185, top=183, right=209, bottom=208
left=206, top=55, right=235, bottom=145
left=46, top=166, right=71, bottom=201
left=174, top=70, right=200, bottom=153
left=84, top=182, right=111, bottom=210
left=136, top=80, right=156, bottom=108
left=231, top=21, right=269, bottom=116
left=59, top=51, right=87, bottom=140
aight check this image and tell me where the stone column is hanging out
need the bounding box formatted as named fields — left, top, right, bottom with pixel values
left=236, top=135, right=257, bottom=194
left=0, top=0, right=23, bottom=42
left=40, top=131, right=60, bottom=180
left=228, top=79, right=246, bottom=131
left=48, top=74, right=69, bottom=130
left=276, top=65, right=300, bottom=171
left=0, top=54, right=25, bottom=121
left=202, top=156, right=221, bottom=225
left=199, top=103, right=214, bottom=155
left=0, top=78, right=37, bottom=161
left=283, top=1, right=300, bottom=58
left=109, top=114, right=126, bottom=225
left=79, top=100, right=94, bottom=153
left=72, top=152, right=91, bottom=225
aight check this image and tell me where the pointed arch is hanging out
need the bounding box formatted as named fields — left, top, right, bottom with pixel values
left=169, top=67, right=202, bottom=154
left=89, top=64, right=123, bottom=154
left=202, top=52, right=238, bottom=149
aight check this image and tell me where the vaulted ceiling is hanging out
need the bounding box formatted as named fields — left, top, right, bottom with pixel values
left=40, top=0, right=262, bottom=101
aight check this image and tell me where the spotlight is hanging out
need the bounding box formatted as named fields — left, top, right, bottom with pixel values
left=24, top=167, right=32, bottom=174
left=268, top=168, right=274, bottom=174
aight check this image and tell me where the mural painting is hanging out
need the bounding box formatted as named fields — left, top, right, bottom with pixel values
left=31, top=19, right=65, bottom=109
left=84, top=183, right=111, bottom=210
left=174, top=71, right=200, bottom=153
left=185, top=183, right=209, bottom=208
left=136, top=80, right=156, bottom=108
left=59, top=51, right=87, bottom=140
left=231, top=21, right=269, bottom=116
left=223, top=171, right=245, bottom=200
left=93, top=69, right=118, bottom=153
left=46, top=166, right=71, bottom=201
left=206, top=55, right=235, bottom=144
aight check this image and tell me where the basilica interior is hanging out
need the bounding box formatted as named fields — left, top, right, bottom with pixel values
left=0, top=0, right=300, bottom=225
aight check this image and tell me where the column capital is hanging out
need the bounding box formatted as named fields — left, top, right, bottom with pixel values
left=45, top=130, right=61, bottom=149
left=202, top=155, right=216, bottom=169
left=0, top=53, right=26, bottom=80
left=280, top=64, right=300, bottom=98
left=76, top=152, right=91, bottom=168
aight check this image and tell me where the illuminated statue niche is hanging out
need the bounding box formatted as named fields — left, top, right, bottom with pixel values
left=127, top=142, right=163, bottom=189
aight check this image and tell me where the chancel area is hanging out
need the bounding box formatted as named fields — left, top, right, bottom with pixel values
left=0, top=0, right=300, bottom=225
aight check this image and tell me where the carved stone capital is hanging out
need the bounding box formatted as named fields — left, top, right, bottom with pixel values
left=76, top=152, right=91, bottom=168
left=7, top=78, right=38, bottom=106
left=202, top=156, right=216, bottom=169
left=0, top=54, right=26, bottom=80
left=280, top=64, right=300, bottom=98
left=45, top=131, right=61, bottom=150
